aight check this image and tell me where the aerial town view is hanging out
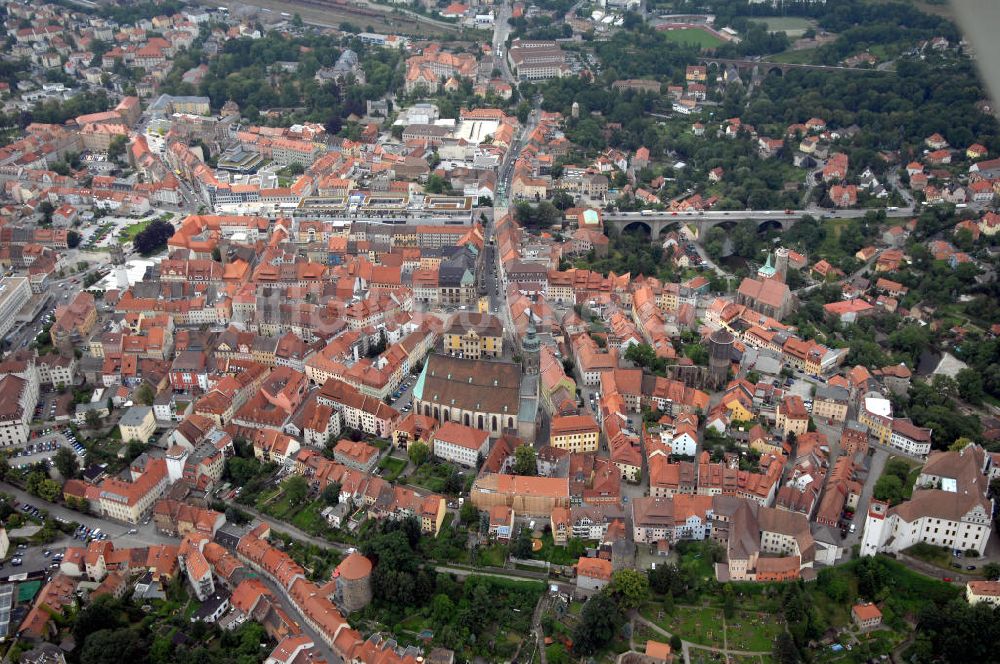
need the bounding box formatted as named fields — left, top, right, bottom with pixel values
left=0, top=0, right=998, bottom=661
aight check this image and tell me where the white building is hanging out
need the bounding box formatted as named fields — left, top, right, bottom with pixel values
left=967, top=580, right=1000, bottom=606
left=0, top=277, right=31, bottom=340
left=37, top=354, right=77, bottom=388
left=0, top=371, right=39, bottom=447
left=431, top=421, right=490, bottom=467
left=860, top=445, right=993, bottom=557
left=888, top=418, right=933, bottom=458
left=660, top=427, right=698, bottom=457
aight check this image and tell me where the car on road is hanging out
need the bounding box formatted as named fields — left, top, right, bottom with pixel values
left=967, top=565, right=977, bottom=571
left=943, top=577, right=953, bottom=582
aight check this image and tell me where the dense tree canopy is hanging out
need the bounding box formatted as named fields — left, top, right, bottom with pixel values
left=158, top=32, right=402, bottom=129
left=133, top=220, right=175, bottom=256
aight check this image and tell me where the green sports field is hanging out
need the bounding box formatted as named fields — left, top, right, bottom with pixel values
left=662, top=28, right=725, bottom=49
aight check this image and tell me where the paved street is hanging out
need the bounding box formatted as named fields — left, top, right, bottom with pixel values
left=0, top=481, right=176, bottom=549
left=5, top=254, right=111, bottom=351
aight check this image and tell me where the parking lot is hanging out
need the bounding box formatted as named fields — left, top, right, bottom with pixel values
left=33, top=388, right=75, bottom=421
left=389, top=373, right=417, bottom=413
left=7, top=428, right=84, bottom=473
left=6, top=540, right=66, bottom=574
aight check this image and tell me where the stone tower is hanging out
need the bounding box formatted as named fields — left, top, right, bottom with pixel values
left=571, top=101, right=579, bottom=119
left=332, top=552, right=373, bottom=613
left=707, top=328, right=734, bottom=389
left=775, top=247, right=790, bottom=282
left=522, top=324, right=540, bottom=376
left=221, top=99, right=240, bottom=119
left=859, top=499, right=890, bottom=557
left=109, top=243, right=125, bottom=266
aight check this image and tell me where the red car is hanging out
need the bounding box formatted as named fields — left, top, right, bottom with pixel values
left=943, top=577, right=953, bottom=582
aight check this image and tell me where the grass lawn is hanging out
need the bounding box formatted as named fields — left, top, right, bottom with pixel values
left=750, top=16, right=817, bottom=36
left=673, top=605, right=725, bottom=646
left=545, top=644, right=568, bottom=662
left=290, top=500, right=329, bottom=534
left=262, top=492, right=298, bottom=520
left=726, top=656, right=768, bottom=664
left=118, top=218, right=153, bottom=244
left=397, top=615, right=428, bottom=633
left=726, top=610, right=785, bottom=652
left=478, top=543, right=508, bottom=567
left=639, top=602, right=726, bottom=647
left=677, top=541, right=718, bottom=583
left=379, top=455, right=406, bottom=482
left=406, top=460, right=459, bottom=493
left=255, top=486, right=282, bottom=507
left=770, top=48, right=820, bottom=64
left=903, top=465, right=921, bottom=501
left=533, top=533, right=592, bottom=566
left=661, top=27, right=724, bottom=49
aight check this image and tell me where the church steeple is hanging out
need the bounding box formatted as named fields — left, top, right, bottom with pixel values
left=522, top=324, right=540, bottom=376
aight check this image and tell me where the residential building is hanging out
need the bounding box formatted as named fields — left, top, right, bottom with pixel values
left=549, top=414, right=600, bottom=453
left=488, top=505, right=515, bottom=540
left=575, top=556, right=612, bottom=594
left=632, top=494, right=714, bottom=545
left=118, top=406, right=156, bottom=444
left=967, top=580, right=1000, bottom=607
left=889, top=418, right=932, bottom=458
left=97, top=459, right=170, bottom=523
left=776, top=395, right=809, bottom=438
left=317, top=378, right=400, bottom=438
left=852, top=603, right=882, bottom=631
left=812, top=385, right=849, bottom=423
left=712, top=496, right=815, bottom=583
left=442, top=313, right=503, bottom=358
left=333, top=439, right=380, bottom=473
left=432, top=421, right=490, bottom=466
left=859, top=396, right=893, bottom=445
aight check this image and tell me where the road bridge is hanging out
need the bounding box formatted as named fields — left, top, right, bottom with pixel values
left=699, top=57, right=890, bottom=77
left=603, top=207, right=915, bottom=238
